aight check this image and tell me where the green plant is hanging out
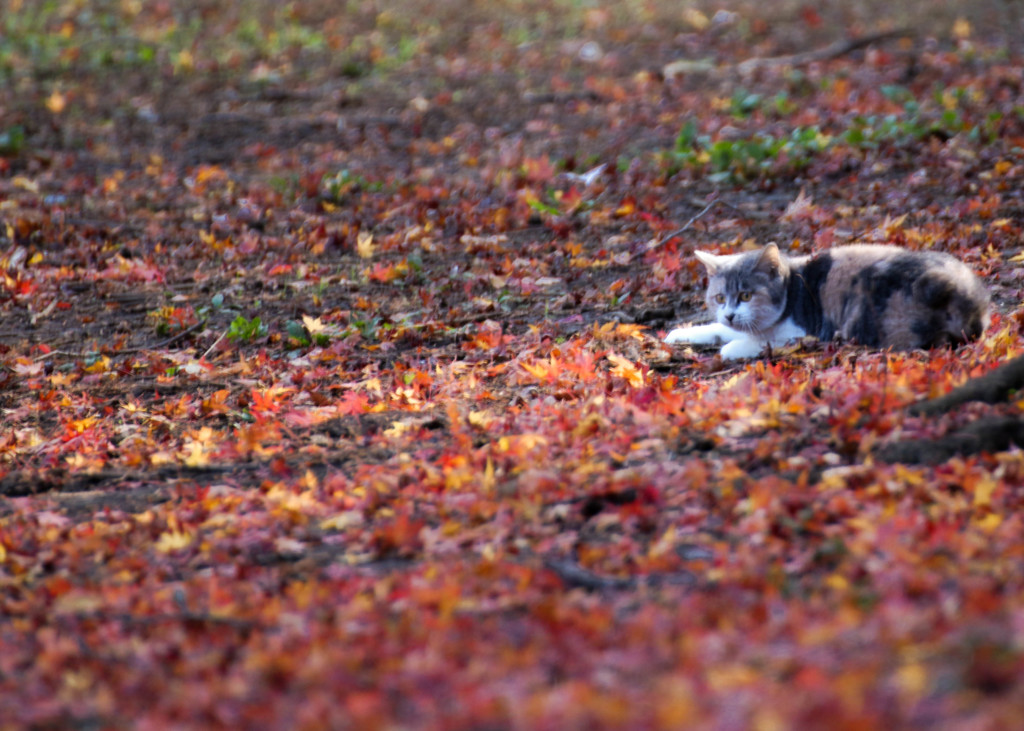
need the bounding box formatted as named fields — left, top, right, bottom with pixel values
left=321, top=169, right=383, bottom=202
left=672, top=122, right=830, bottom=183
left=0, top=125, right=25, bottom=156
left=286, top=317, right=333, bottom=348
left=729, top=88, right=763, bottom=118
left=226, top=315, right=268, bottom=343
left=669, top=96, right=983, bottom=183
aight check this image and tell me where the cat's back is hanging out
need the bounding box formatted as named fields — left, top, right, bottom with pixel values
left=811, top=244, right=989, bottom=349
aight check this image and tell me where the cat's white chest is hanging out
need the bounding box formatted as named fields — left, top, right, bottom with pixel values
left=664, top=317, right=806, bottom=360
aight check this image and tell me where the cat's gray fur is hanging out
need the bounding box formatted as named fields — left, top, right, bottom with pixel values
left=664, top=244, right=990, bottom=360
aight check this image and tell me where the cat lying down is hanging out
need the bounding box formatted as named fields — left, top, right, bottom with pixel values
left=664, top=243, right=990, bottom=360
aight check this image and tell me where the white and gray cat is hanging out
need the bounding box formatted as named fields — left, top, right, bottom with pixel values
left=664, top=243, right=990, bottom=360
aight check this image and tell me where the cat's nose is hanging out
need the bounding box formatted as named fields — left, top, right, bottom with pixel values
left=725, top=313, right=735, bottom=324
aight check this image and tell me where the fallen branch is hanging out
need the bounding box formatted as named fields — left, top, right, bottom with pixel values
left=544, top=557, right=694, bottom=591
left=909, top=355, right=1024, bottom=417
left=664, top=29, right=913, bottom=79
left=876, top=355, right=1024, bottom=464
left=876, top=416, right=1024, bottom=465
left=735, top=29, right=913, bottom=74
left=661, top=196, right=719, bottom=243
left=35, top=320, right=206, bottom=361
left=64, top=610, right=259, bottom=631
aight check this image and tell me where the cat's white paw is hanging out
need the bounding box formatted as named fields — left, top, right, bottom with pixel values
left=664, top=322, right=737, bottom=346
left=720, top=337, right=765, bottom=360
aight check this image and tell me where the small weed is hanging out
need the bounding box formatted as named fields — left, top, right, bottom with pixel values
left=321, top=169, right=383, bottom=202
left=226, top=315, right=268, bottom=343
left=354, top=317, right=382, bottom=340
left=669, top=96, right=982, bottom=182
left=671, top=122, right=830, bottom=183
left=729, top=88, right=763, bottom=119
left=526, top=193, right=561, bottom=217
left=195, top=293, right=226, bottom=322
left=0, top=125, right=25, bottom=156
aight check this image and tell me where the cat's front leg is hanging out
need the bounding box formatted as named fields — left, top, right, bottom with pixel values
left=719, top=336, right=766, bottom=360
left=664, top=322, right=743, bottom=346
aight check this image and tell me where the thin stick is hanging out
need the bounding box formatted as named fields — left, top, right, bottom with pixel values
left=736, top=29, right=912, bottom=74
left=661, top=195, right=720, bottom=243
left=201, top=329, right=228, bottom=361
left=34, top=320, right=206, bottom=361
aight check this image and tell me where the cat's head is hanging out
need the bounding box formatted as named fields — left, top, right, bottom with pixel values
left=695, top=244, right=788, bottom=333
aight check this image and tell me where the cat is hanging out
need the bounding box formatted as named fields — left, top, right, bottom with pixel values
left=664, top=243, right=990, bottom=360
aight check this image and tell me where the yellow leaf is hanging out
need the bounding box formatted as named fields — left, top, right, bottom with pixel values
left=972, top=476, right=997, bottom=507
left=321, top=510, right=365, bottom=531
left=521, top=359, right=556, bottom=380
left=302, top=314, right=326, bottom=334
left=46, top=91, right=67, bottom=114
left=356, top=231, right=375, bottom=258
left=895, top=663, right=928, bottom=699
left=174, top=49, right=194, bottom=73
left=13, top=176, right=39, bottom=193
left=154, top=530, right=193, bottom=553
left=952, top=17, right=971, bottom=40
left=468, top=410, right=493, bottom=428
left=825, top=573, right=848, bottom=591
left=84, top=356, right=110, bottom=374
left=384, top=419, right=412, bottom=437
left=607, top=352, right=644, bottom=388
left=181, top=440, right=209, bottom=468
left=975, top=512, right=1003, bottom=533
left=70, top=417, right=97, bottom=434
left=681, top=7, right=709, bottom=30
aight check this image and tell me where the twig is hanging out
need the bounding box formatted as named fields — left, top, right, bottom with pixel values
left=35, top=321, right=207, bottom=361
left=735, top=29, right=912, bottom=74
left=140, top=320, right=207, bottom=351
left=664, top=29, right=913, bottom=79
left=28, top=299, right=58, bottom=327
left=544, top=557, right=695, bottom=591
left=661, top=195, right=720, bottom=243
left=544, top=558, right=636, bottom=590
left=201, top=329, right=228, bottom=361
left=64, top=610, right=259, bottom=631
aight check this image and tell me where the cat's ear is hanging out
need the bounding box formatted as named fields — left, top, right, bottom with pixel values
left=694, top=250, right=724, bottom=274
left=756, top=243, right=782, bottom=275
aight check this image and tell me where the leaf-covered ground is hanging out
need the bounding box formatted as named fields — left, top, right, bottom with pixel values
left=3, top=1, right=1024, bottom=728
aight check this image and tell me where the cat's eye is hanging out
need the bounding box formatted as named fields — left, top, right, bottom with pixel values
left=738, top=291, right=752, bottom=302
left=714, top=294, right=725, bottom=304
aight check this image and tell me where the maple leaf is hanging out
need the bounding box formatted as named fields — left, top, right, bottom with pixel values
left=321, top=510, right=365, bottom=531
left=154, top=529, right=193, bottom=553
left=520, top=356, right=562, bottom=384
left=338, top=390, right=369, bottom=416
left=180, top=440, right=210, bottom=467
left=302, top=315, right=327, bottom=334
left=356, top=231, right=375, bottom=258
left=607, top=352, right=644, bottom=388
left=780, top=188, right=816, bottom=222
